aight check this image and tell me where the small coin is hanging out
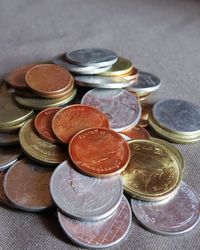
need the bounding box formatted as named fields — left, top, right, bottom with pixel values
left=65, top=48, right=118, bottom=67
left=5, top=64, right=38, bottom=90
left=0, top=146, right=22, bottom=171
left=52, top=104, right=109, bottom=144
left=0, top=133, right=19, bottom=146
left=131, top=182, right=200, bottom=235
left=4, top=158, right=53, bottom=211
left=34, top=107, right=61, bottom=144
left=81, top=89, right=141, bottom=132
left=57, top=195, right=132, bottom=248
left=69, top=128, right=130, bottom=177
left=121, top=139, right=182, bottom=201
left=121, top=127, right=150, bottom=140
left=141, top=102, right=153, bottom=121
left=0, top=172, right=13, bottom=207
left=50, top=159, right=123, bottom=221
left=19, top=119, right=66, bottom=165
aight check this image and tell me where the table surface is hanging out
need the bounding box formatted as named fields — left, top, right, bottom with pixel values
left=0, top=0, right=200, bottom=249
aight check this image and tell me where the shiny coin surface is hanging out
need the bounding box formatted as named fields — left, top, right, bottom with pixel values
left=131, top=182, right=200, bottom=235
left=34, top=107, right=61, bottom=143
left=126, top=71, right=161, bottom=93
left=65, top=48, right=118, bottom=67
left=0, top=172, right=13, bottom=207
left=81, top=89, right=141, bottom=132
left=57, top=195, right=131, bottom=248
left=121, top=139, right=182, bottom=201
left=152, top=99, right=200, bottom=136
left=121, top=127, right=150, bottom=140
left=0, top=146, right=22, bottom=171
left=69, top=128, right=130, bottom=177
left=53, top=54, right=112, bottom=75
left=5, top=64, right=38, bottom=90
left=19, top=119, right=66, bottom=165
left=52, top=104, right=109, bottom=144
left=0, top=133, right=19, bottom=146
left=4, top=158, right=53, bottom=211
left=50, top=160, right=123, bottom=221
left=75, top=75, right=131, bottom=88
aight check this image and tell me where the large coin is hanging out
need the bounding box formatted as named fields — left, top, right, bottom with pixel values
left=65, top=48, right=118, bottom=67
left=131, top=182, right=200, bottom=235
left=0, top=146, right=22, bottom=171
left=81, top=89, right=141, bottom=132
left=50, top=160, right=123, bottom=221
left=0, top=172, right=13, bottom=207
left=57, top=195, right=131, bottom=248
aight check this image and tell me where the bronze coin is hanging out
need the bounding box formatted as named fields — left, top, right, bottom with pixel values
left=0, top=133, right=19, bottom=146
left=0, top=172, right=13, bottom=207
left=0, top=146, right=22, bottom=171
left=141, top=102, right=153, bottom=121
left=4, top=157, right=53, bottom=211
left=121, top=127, right=150, bottom=140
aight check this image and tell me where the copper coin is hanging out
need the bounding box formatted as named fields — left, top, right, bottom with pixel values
left=5, top=64, right=38, bottom=90
left=141, top=102, right=153, bottom=121
left=52, top=104, right=109, bottom=144
left=4, top=157, right=53, bottom=211
left=0, top=146, right=22, bottom=171
left=34, top=107, right=61, bottom=143
left=121, top=127, right=150, bottom=140
left=25, top=64, right=73, bottom=97
left=69, top=128, right=130, bottom=177
left=0, top=133, right=19, bottom=146
left=137, top=119, right=149, bottom=128
left=0, top=172, right=13, bottom=207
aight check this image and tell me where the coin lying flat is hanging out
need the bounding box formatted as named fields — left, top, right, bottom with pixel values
left=69, top=128, right=130, bottom=177
left=19, top=119, right=66, bottom=165
left=0, top=133, right=19, bottom=146
left=50, top=160, right=123, bottom=221
left=121, top=127, right=150, bottom=140
left=0, top=146, right=22, bottom=171
left=57, top=195, right=131, bottom=249
left=4, top=158, right=53, bottom=211
left=0, top=172, right=13, bottom=207
left=65, top=48, right=118, bottom=67
left=131, top=182, right=200, bottom=235
left=81, top=89, right=141, bottom=132
left=121, top=139, right=182, bottom=201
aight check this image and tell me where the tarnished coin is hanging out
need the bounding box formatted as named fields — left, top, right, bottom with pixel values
left=66, top=48, right=118, bottom=67
left=4, top=158, right=53, bottom=211
left=53, top=54, right=112, bottom=75
left=131, top=182, right=200, bottom=235
left=50, top=160, right=123, bottom=221
left=0, top=172, right=13, bottom=207
left=121, top=139, right=182, bottom=201
left=0, top=133, right=19, bottom=146
left=57, top=195, right=132, bottom=248
left=34, top=107, right=61, bottom=143
left=121, top=127, right=150, bottom=140
left=0, top=146, right=22, bottom=171
left=69, top=128, right=130, bottom=177
left=81, top=89, right=141, bottom=132
left=5, top=64, right=38, bottom=90
left=19, top=119, right=66, bottom=165
left=52, top=104, right=109, bottom=144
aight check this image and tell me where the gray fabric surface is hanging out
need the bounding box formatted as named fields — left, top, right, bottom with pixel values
left=0, top=0, right=200, bottom=249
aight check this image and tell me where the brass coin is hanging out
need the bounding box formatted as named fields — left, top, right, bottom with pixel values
left=0, top=93, right=34, bottom=127
left=121, top=139, right=182, bottom=201
left=141, top=102, right=153, bottom=121
left=19, top=119, right=67, bottom=165
left=0, top=117, right=34, bottom=133
left=0, top=133, right=19, bottom=146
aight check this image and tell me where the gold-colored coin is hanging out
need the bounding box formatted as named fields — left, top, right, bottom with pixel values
left=0, top=93, right=34, bottom=127
left=15, top=88, right=77, bottom=110
left=0, top=117, right=34, bottom=133
left=121, top=139, right=182, bottom=201
left=19, top=119, right=67, bottom=165
left=99, top=57, right=133, bottom=76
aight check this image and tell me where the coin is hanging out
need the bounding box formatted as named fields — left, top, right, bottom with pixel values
left=131, top=182, right=200, bottom=235
left=0, top=172, right=13, bottom=207
left=121, top=127, right=150, bottom=140
left=53, top=54, right=112, bottom=75
left=69, top=128, right=130, bottom=177
left=0, top=133, right=19, bottom=146
left=0, top=146, right=22, bottom=171
left=50, top=159, right=123, bottom=221
left=65, top=48, right=118, bottom=67
left=25, top=64, right=73, bottom=98
left=57, top=195, right=131, bottom=248
left=34, top=107, right=61, bottom=143
left=141, top=102, right=153, bottom=121
left=81, top=89, right=141, bottom=132
left=52, top=104, right=109, bottom=144
left=19, top=119, right=66, bottom=165
left=0, top=118, right=33, bottom=133
left=121, top=139, right=182, bottom=201
left=5, top=64, right=38, bottom=90
left=4, top=158, right=53, bottom=211
left=0, top=93, right=34, bottom=127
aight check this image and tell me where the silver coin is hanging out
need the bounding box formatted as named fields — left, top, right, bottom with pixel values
left=0, top=133, right=19, bottom=146
left=66, top=48, right=118, bottom=67
left=152, top=99, right=200, bottom=135
left=57, top=195, right=132, bottom=248
left=53, top=54, right=112, bottom=75
left=50, top=160, right=123, bottom=221
left=126, top=71, right=161, bottom=93
left=0, top=146, right=22, bottom=171
left=131, top=182, right=200, bottom=235
left=81, top=89, right=141, bottom=132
